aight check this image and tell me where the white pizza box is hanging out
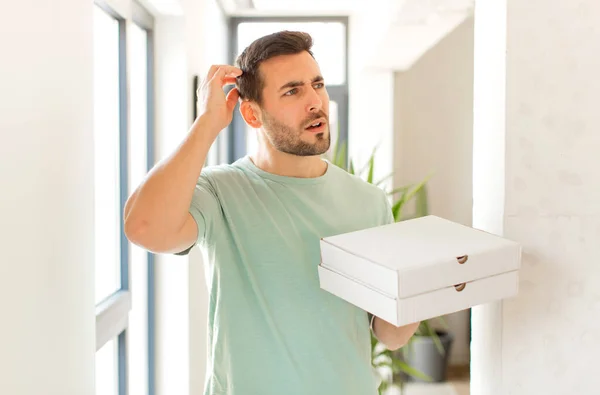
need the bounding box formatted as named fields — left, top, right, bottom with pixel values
left=318, top=215, right=521, bottom=326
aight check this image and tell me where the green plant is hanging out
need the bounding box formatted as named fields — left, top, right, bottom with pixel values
left=326, top=141, right=446, bottom=394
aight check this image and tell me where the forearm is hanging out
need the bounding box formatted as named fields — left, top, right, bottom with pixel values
left=372, top=317, right=420, bottom=351
left=124, top=115, right=218, bottom=235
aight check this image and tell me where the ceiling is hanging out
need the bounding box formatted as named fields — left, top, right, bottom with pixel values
left=142, top=0, right=184, bottom=15
left=229, top=0, right=364, bottom=13
left=231, top=0, right=473, bottom=16
left=224, top=0, right=474, bottom=70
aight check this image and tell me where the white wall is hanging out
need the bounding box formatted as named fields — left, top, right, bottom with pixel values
left=0, top=1, right=96, bottom=395
left=153, top=2, right=229, bottom=395
left=503, top=0, right=600, bottom=392
left=392, top=16, right=474, bottom=366
left=473, top=0, right=600, bottom=394
left=393, top=16, right=474, bottom=226
left=348, top=3, right=396, bottom=188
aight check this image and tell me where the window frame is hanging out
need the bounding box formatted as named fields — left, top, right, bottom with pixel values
left=93, top=1, right=156, bottom=395
left=93, top=2, right=130, bottom=394
left=131, top=4, right=157, bottom=395
left=227, top=16, right=350, bottom=165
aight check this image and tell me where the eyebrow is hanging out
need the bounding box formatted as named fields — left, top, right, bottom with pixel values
left=278, top=75, right=324, bottom=92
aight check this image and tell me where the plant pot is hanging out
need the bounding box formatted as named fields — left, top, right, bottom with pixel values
left=396, top=331, right=454, bottom=383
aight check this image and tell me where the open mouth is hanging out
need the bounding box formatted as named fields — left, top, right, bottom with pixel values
left=305, top=118, right=326, bottom=132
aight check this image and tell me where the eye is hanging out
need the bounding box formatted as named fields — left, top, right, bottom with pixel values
left=314, top=83, right=325, bottom=89
left=284, top=88, right=298, bottom=96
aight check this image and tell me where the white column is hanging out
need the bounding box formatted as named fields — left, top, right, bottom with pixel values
left=471, top=0, right=506, bottom=394
left=0, top=2, right=95, bottom=395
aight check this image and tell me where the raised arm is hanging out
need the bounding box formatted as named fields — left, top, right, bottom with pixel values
left=124, top=65, right=242, bottom=254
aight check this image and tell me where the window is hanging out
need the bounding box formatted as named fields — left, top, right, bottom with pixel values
left=96, top=338, right=119, bottom=395
left=93, top=2, right=122, bottom=307
left=228, top=17, right=349, bottom=164
left=93, top=4, right=128, bottom=395
left=128, top=7, right=156, bottom=395
left=93, top=2, right=156, bottom=395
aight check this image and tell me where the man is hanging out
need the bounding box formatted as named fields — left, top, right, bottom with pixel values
left=124, top=31, right=419, bottom=395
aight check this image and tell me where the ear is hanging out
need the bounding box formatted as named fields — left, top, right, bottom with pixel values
left=240, top=101, right=262, bottom=128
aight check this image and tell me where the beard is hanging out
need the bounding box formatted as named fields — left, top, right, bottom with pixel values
left=260, top=109, right=331, bottom=157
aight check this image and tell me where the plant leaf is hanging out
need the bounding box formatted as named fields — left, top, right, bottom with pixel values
left=414, top=185, right=429, bottom=218
left=333, top=140, right=348, bottom=170
left=402, top=342, right=412, bottom=360
left=392, top=359, right=432, bottom=382
left=375, top=172, right=394, bottom=187
left=404, top=173, right=432, bottom=204
left=419, top=320, right=445, bottom=356
left=431, top=332, right=445, bottom=355
left=374, top=361, right=393, bottom=368
left=439, top=316, right=450, bottom=330
left=391, top=194, right=406, bottom=222
left=366, top=154, right=375, bottom=184
left=357, top=147, right=377, bottom=178
left=388, top=185, right=411, bottom=196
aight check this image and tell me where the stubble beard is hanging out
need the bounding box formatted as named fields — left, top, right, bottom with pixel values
left=261, top=110, right=331, bottom=157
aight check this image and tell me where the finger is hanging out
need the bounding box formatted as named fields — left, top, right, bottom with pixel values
left=221, top=65, right=243, bottom=77
left=223, top=77, right=238, bottom=85
left=208, top=74, right=237, bottom=91
left=206, top=65, right=221, bottom=80
left=207, top=64, right=242, bottom=83
left=210, top=65, right=242, bottom=82
left=210, top=68, right=229, bottom=88
left=226, top=88, right=240, bottom=111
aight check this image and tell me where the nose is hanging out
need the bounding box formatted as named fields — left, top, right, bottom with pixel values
left=306, top=88, right=322, bottom=114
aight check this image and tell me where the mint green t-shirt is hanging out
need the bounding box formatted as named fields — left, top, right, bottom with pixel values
left=187, top=156, right=393, bottom=395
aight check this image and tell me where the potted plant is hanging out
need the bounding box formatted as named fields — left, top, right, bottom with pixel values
left=326, top=142, right=454, bottom=394
left=395, top=319, right=453, bottom=385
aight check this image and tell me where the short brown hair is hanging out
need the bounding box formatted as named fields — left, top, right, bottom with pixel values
left=236, top=31, right=314, bottom=104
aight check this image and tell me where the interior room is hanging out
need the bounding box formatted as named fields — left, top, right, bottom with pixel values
left=1, top=0, right=598, bottom=394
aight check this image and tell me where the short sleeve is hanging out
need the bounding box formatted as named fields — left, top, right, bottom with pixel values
left=176, top=172, right=223, bottom=255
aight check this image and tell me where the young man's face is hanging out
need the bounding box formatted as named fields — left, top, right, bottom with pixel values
left=254, top=51, right=331, bottom=156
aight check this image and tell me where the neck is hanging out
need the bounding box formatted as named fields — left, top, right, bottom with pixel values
left=250, top=142, right=327, bottom=179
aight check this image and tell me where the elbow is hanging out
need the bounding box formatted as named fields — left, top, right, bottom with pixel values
left=372, top=332, right=405, bottom=351
left=124, top=217, right=183, bottom=254
left=372, top=318, right=416, bottom=351
left=124, top=217, right=149, bottom=246
left=125, top=218, right=164, bottom=252
left=384, top=340, right=405, bottom=352
left=375, top=328, right=415, bottom=351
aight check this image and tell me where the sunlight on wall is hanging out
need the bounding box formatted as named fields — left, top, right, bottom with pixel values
left=471, top=0, right=506, bottom=394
